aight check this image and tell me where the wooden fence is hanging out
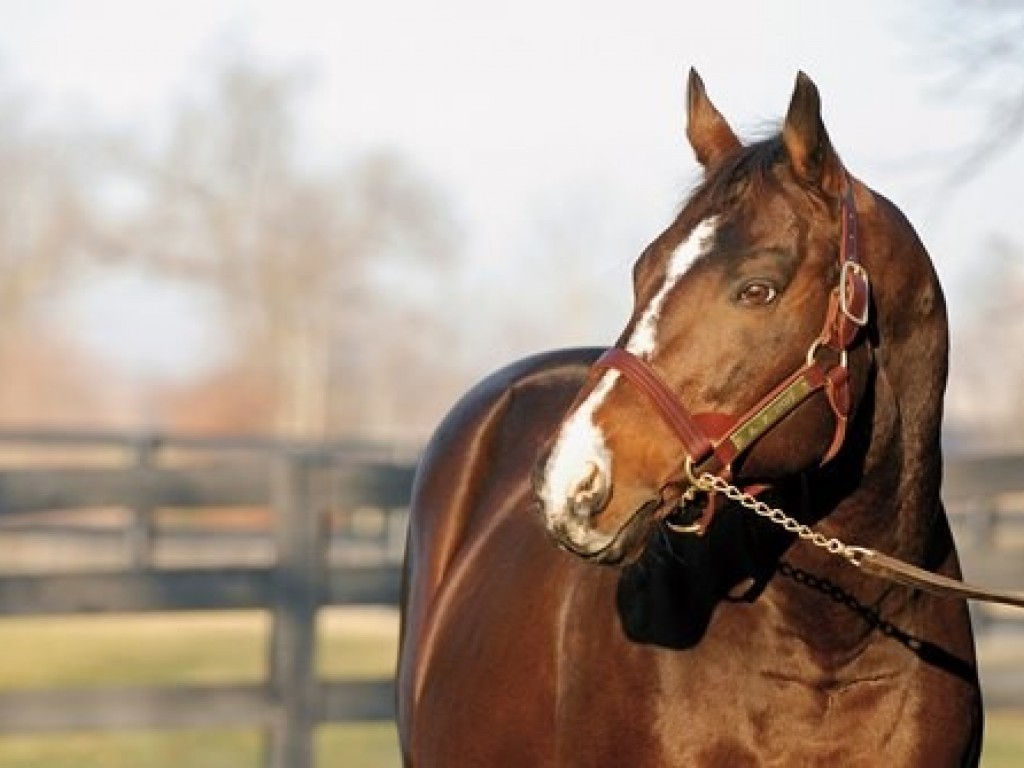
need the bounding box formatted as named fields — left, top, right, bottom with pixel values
left=0, top=430, right=1022, bottom=766
left=0, top=430, right=414, bottom=768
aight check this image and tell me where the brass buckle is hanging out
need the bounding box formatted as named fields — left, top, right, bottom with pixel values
left=683, top=455, right=702, bottom=486
left=839, top=261, right=869, bottom=327
left=806, top=338, right=848, bottom=370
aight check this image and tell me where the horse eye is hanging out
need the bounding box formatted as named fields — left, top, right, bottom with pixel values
left=737, top=280, right=778, bottom=306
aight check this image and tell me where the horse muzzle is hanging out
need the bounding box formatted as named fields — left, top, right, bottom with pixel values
left=536, top=488, right=665, bottom=566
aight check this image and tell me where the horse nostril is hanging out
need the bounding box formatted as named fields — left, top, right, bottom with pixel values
left=569, top=461, right=611, bottom=517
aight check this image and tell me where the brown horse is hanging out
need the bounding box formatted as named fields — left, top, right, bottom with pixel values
left=397, top=70, right=982, bottom=766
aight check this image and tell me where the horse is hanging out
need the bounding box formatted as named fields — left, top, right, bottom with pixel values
left=397, top=70, right=983, bottom=766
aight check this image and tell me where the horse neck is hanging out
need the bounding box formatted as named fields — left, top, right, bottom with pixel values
left=830, top=247, right=949, bottom=563
left=767, top=330, right=949, bottom=660
left=810, top=195, right=950, bottom=573
left=821, top=366, right=941, bottom=558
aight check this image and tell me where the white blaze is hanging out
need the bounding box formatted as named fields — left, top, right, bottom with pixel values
left=539, top=218, right=717, bottom=524
left=626, top=217, right=718, bottom=359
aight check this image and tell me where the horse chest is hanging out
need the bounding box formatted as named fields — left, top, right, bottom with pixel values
left=406, top=529, right=977, bottom=767
left=550, top=589, right=947, bottom=767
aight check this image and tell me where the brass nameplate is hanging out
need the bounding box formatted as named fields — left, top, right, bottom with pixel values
left=728, top=376, right=814, bottom=455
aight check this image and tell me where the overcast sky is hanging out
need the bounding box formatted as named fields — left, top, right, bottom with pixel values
left=0, top=0, right=1020, bottom=380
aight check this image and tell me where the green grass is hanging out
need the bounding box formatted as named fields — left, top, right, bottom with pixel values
left=0, top=609, right=401, bottom=688
left=0, top=613, right=268, bottom=688
left=0, top=726, right=402, bottom=768
left=0, top=612, right=1017, bottom=767
left=0, top=730, right=260, bottom=768
left=318, top=724, right=401, bottom=768
left=984, top=712, right=1024, bottom=768
left=0, top=610, right=402, bottom=767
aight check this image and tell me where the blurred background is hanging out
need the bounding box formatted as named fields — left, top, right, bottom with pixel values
left=0, top=0, right=1023, bottom=446
left=1, top=1, right=1024, bottom=766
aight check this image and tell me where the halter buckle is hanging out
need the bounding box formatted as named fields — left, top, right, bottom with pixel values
left=683, top=455, right=702, bottom=486
left=806, top=338, right=848, bottom=370
left=839, top=261, right=870, bottom=327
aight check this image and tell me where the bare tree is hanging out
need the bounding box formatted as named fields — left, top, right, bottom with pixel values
left=914, top=3, right=1024, bottom=447
left=0, top=90, right=93, bottom=349
left=117, top=60, right=460, bottom=437
left=946, top=233, right=1024, bottom=448
left=924, top=1, right=1024, bottom=182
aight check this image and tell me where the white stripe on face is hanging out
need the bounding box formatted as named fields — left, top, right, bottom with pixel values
left=625, top=218, right=718, bottom=359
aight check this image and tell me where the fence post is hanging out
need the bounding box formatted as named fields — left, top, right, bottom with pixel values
left=126, top=437, right=158, bottom=568
left=264, top=451, right=329, bottom=768
left=966, top=496, right=999, bottom=639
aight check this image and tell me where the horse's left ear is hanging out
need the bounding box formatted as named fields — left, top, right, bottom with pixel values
left=782, top=72, right=843, bottom=194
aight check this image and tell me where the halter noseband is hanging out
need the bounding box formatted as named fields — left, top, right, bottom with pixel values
left=593, top=175, right=870, bottom=495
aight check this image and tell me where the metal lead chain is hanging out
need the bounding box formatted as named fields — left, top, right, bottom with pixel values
left=691, top=471, right=869, bottom=567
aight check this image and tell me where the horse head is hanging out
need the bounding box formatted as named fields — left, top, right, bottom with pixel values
left=534, top=70, right=944, bottom=566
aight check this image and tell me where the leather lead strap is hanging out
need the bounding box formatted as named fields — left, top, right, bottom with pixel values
left=858, top=550, right=1024, bottom=610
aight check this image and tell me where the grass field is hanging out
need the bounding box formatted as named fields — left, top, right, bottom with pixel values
left=0, top=609, right=403, bottom=768
left=0, top=610, right=1019, bottom=767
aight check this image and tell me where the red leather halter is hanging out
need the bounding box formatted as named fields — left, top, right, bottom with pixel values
left=593, top=176, right=870, bottom=494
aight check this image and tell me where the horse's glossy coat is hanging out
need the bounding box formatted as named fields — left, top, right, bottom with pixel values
left=397, top=71, right=982, bottom=767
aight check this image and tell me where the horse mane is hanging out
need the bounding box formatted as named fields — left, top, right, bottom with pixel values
left=679, top=133, right=833, bottom=227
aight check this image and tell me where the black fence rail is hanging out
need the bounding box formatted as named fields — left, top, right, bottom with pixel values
left=0, top=430, right=1022, bottom=764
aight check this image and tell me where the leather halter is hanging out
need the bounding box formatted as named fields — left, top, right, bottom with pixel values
left=593, top=176, right=870, bottom=491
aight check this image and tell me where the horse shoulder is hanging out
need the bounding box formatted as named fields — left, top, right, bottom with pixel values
left=397, top=347, right=601, bottom=752
left=405, top=347, right=600, bottom=594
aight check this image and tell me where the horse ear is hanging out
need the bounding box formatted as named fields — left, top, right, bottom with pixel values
left=686, top=68, right=740, bottom=168
left=782, top=72, right=843, bottom=192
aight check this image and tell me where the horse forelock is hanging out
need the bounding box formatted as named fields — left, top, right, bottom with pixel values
left=676, top=133, right=838, bottom=232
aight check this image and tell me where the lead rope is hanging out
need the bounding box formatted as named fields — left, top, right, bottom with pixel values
left=686, top=468, right=868, bottom=566
left=683, top=466, right=1024, bottom=610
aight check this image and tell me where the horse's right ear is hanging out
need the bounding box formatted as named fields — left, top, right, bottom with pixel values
left=686, top=68, right=741, bottom=169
